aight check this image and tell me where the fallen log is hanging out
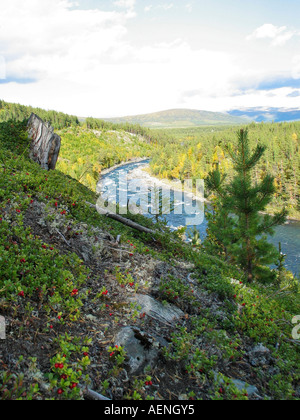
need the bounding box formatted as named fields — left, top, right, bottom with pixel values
left=27, top=113, right=61, bottom=170
left=85, top=201, right=157, bottom=236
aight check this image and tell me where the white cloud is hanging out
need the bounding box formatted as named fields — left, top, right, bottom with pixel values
left=158, top=3, right=174, bottom=11
left=292, top=55, right=300, bottom=79
left=178, top=87, right=300, bottom=114
left=0, top=56, right=6, bottom=79
left=0, top=0, right=135, bottom=80
left=0, top=2, right=299, bottom=117
left=248, top=24, right=287, bottom=39
left=114, top=0, right=136, bottom=13
left=144, top=3, right=174, bottom=13
left=114, top=0, right=135, bottom=7
left=247, top=23, right=296, bottom=46
left=185, top=3, right=193, bottom=13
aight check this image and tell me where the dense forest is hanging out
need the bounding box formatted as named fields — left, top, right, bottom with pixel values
left=0, top=100, right=80, bottom=129
left=85, top=117, right=154, bottom=142
left=149, top=123, right=300, bottom=219
left=56, top=127, right=154, bottom=191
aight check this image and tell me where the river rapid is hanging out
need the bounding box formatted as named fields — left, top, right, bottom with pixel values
left=98, top=160, right=300, bottom=277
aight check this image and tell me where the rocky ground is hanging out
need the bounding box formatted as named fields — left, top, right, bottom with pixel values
left=126, top=164, right=206, bottom=204
left=0, top=198, right=284, bottom=401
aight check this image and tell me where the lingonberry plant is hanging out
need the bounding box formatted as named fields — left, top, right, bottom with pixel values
left=48, top=334, right=91, bottom=400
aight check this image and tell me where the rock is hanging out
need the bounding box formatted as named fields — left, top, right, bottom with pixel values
left=113, top=388, right=124, bottom=399
left=214, top=372, right=259, bottom=397
left=248, top=344, right=272, bottom=367
left=119, top=369, right=129, bottom=383
left=231, top=379, right=258, bottom=396
left=115, top=327, right=160, bottom=374
left=178, top=394, right=189, bottom=400
left=85, top=314, right=98, bottom=323
left=267, top=366, right=280, bottom=376
left=129, top=294, right=184, bottom=324
left=27, top=113, right=61, bottom=170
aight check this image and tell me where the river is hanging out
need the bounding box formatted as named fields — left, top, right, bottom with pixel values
left=98, top=160, right=300, bottom=276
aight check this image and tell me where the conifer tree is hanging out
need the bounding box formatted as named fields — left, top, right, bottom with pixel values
left=206, top=129, right=288, bottom=283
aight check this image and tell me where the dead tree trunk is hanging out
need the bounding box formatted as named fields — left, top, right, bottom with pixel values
left=27, top=113, right=61, bottom=170
left=85, top=201, right=157, bottom=236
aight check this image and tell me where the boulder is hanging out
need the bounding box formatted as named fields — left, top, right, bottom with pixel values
left=231, top=379, right=258, bottom=396
left=115, top=327, right=160, bottom=374
left=129, top=294, right=184, bottom=324
left=248, top=344, right=272, bottom=367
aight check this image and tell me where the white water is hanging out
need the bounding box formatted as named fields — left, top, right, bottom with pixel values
left=99, top=160, right=300, bottom=276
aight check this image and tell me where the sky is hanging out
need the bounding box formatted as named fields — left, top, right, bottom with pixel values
left=0, top=0, right=300, bottom=117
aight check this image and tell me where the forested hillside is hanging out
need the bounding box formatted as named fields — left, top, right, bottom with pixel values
left=56, top=127, right=154, bottom=191
left=103, top=108, right=249, bottom=128
left=0, top=100, right=80, bottom=129
left=149, top=123, right=300, bottom=219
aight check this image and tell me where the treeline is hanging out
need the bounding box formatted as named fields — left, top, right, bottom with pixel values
left=0, top=100, right=156, bottom=141
left=85, top=117, right=154, bottom=143
left=0, top=100, right=80, bottom=129
left=151, top=122, right=300, bottom=218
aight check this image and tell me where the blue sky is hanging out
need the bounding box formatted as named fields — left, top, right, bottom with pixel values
left=0, top=0, right=300, bottom=117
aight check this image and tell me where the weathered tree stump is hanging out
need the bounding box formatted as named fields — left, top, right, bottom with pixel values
left=27, top=113, right=61, bottom=170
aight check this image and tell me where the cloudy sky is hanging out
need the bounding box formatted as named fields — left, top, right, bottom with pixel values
left=0, top=0, right=300, bottom=117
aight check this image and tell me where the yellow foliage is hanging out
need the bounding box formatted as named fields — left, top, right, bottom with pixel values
left=85, top=173, right=95, bottom=189
left=171, top=167, right=180, bottom=179
left=213, top=146, right=225, bottom=163
left=93, top=163, right=101, bottom=174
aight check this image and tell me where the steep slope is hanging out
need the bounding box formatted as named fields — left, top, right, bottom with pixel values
left=56, top=127, right=153, bottom=191
left=0, top=120, right=299, bottom=401
left=103, top=109, right=250, bottom=128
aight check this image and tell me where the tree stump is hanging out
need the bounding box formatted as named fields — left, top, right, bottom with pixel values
left=27, top=113, right=61, bottom=170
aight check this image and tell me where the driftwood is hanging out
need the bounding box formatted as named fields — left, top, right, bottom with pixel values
left=85, top=201, right=157, bottom=236
left=27, top=113, right=61, bottom=170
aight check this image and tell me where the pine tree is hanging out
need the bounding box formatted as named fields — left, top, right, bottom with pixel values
left=206, top=129, right=288, bottom=283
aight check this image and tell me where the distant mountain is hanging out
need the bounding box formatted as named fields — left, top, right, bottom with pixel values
left=228, top=107, right=300, bottom=123
left=103, top=109, right=249, bottom=128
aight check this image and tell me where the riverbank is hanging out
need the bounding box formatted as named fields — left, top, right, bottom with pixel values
left=100, top=157, right=150, bottom=176
left=100, top=160, right=300, bottom=222
left=260, top=210, right=300, bottom=223
left=127, top=165, right=208, bottom=204
left=99, top=160, right=300, bottom=275
left=128, top=165, right=300, bottom=222
left=101, top=160, right=208, bottom=204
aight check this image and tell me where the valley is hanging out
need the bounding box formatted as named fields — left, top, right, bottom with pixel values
left=0, top=102, right=299, bottom=401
